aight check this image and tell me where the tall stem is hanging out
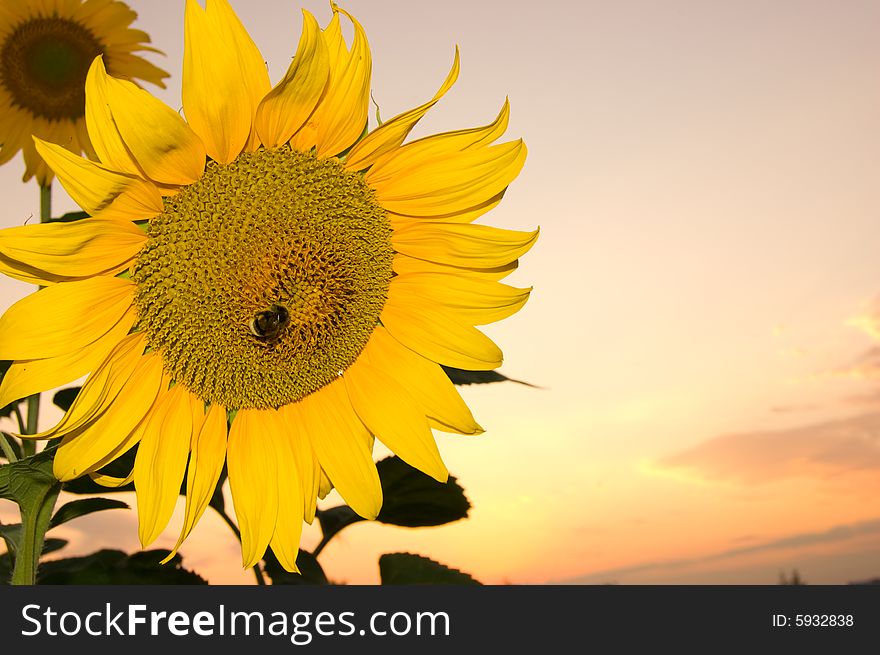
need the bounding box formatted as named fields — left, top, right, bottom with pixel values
left=10, top=481, right=59, bottom=585
left=22, top=185, right=51, bottom=453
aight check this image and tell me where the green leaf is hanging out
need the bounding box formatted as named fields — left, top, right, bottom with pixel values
left=49, top=498, right=129, bottom=530
left=0, top=432, right=22, bottom=462
left=36, top=549, right=208, bottom=584
left=376, top=456, right=470, bottom=528
left=442, top=366, right=537, bottom=387
left=62, top=446, right=137, bottom=494
left=0, top=450, right=56, bottom=502
left=50, top=211, right=90, bottom=223
left=263, top=549, right=329, bottom=585
left=52, top=387, right=80, bottom=412
left=379, top=553, right=481, bottom=585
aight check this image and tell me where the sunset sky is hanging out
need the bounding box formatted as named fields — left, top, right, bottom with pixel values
left=2, top=0, right=880, bottom=584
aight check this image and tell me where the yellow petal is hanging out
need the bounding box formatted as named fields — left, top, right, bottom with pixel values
left=317, top=468, right=333, bottom=499
left=299, top=378, right=381, bottom=519
left=37, top=332, right=146, bottom=443
left=33, top=138, right=140, bottom=215
left=134, top=384, right=194, bottom=546
left=0, top=305, right=136, bottom=410
left=359, top=326, right=482, bottom=435
left=279, top=402, right=320, bottom=523
left=290, top=6, right=371, bottom=157
left=183, top=0, right=270, bottom=163
left=255, top=10, right=329, bottom=149
left=366, top=100, right=510, bottom=184
left=345, top=358, right=447, bottom=482
left=89, top=470, right=135, bottom=488
left=0, top=252, right=61, bottom=286
left=370, top=140, right=527, bottom=216
left=85, top=55, right=141, bottom=176
left=228, top=408, right=278, bottom=568
left=266, top=409, right=304, bottom=573
left=390, top=273, right=531, bottom=326
left=392, top=221, right=539, bottom=269
left=0, top=217, right=145, bottom=280
left=387, top=189, right=506, bottom=226
left=164, top=402, right=228, bottom=562
left=381, top=297, right=502, bottom=370
left=0, top=277, right=134, bottom=360
left=345, top=47, right=459, bottom=171
left=92, top=177, right=164, bottom=222
left=52, top=349, right=164, bottom=478
left=99, top=60, right=207, bottom=185
left=393, top=252, right=518, bottom=282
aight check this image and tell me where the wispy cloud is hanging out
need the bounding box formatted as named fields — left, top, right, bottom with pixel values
left=654, top=413, right=880, bottom=484
left=561, top=517, right=880, bottom=584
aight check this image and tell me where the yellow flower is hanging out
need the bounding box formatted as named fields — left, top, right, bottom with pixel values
left=0, top=0, right=167, bottom=185
left=0, top=0, right=536, bottom=572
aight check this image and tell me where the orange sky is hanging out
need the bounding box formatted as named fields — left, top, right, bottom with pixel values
left=2, top=0, right=880, bottom=585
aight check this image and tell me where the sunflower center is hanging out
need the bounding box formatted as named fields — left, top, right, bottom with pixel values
left=133, top=147, right=394, bottom=410
left=0, top=17, right=102, bottom=121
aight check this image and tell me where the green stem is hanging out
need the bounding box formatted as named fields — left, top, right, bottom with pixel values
left=20, top=402, right=37, bottom=456
left=40, top=184, right=51, bottom=222
left=11, top=480, right=60, bottom=585
left=21, top=185, right=51, bottom=455
left=215, top=506, right=266, bottom=586
left=13, top=405, right=26, bottom=435
left=5, top=185, right=59, bottom=585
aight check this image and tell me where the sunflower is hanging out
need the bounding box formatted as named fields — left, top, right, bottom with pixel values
left=0, top=0, right=167, bottom=185
left=0, top=0, right=536, bottom=572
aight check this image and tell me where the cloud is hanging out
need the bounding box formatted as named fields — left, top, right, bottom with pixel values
left=560, top=517, right=880, bottom=584
left=655, top=412, right=880, bottom=484
left=834, top=345, right=880, bottom=379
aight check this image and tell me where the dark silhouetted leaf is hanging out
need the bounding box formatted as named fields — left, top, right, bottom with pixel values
left=62, top=446, right=137, bottom=494
left=207, top=464, right=228, bottom=513
left=52, top=387, right=80, bottom=412
left=50, top=211, right=90, bottom=223
left=442, top=366, right=538, bottom=387
left=0, top=360, right=24, bottom=423
left=316, top=505, right=364, bottom=543
left=0, top=523, right=21, bottom=555
left=379, top=553, right=480, bottom=585
left=0, top=402, right=22, bottom=422
left=49, top=497, right=129, bottom=529
left=263, top=549, right=328, bottom=585
left=0, top=400, right=22, bottom=420
left=376, top=456, right=470, bottom=528
left=37, top=549, right=207, bottom=584
left=0, top=549, right=10, bottom=584
left=42, top=538, right=67, bottom=555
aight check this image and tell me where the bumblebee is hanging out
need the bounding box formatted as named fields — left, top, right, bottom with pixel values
left=249, top=304, right=290, bottom=343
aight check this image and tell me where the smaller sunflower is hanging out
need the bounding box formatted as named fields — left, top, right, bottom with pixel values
left=0, top=0, right=168, bottom=185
